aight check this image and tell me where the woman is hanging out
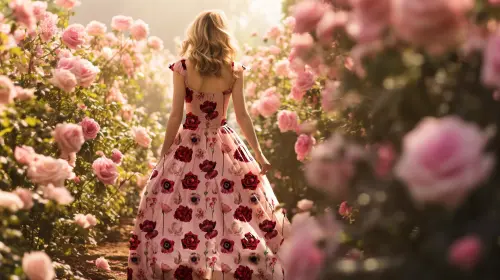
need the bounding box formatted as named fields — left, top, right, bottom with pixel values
left=127, top=10, right=289, bottom=280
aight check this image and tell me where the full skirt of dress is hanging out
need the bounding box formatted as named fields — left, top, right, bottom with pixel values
left=128, top=125, right=290, bottom=280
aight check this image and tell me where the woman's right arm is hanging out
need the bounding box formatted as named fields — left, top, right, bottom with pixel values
left=232, top=71, right=272, bottom=174
left=159, top=71, right=185, bottom=156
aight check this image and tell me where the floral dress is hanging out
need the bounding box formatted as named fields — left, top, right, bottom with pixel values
left=128, top=59, right=289, bottom=280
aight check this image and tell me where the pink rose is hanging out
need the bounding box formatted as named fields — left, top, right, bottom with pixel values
left=10, top=0, right=36, bottom=31
left=294, top=70, right=315, bottom=92
left=71, top=58, right=99, bottom=87
left=132, top=127, right=152, bottom=148
left=292, top=0, right=327, bottom=33
left=130, top=19, right=149, bottom=40
left=281, top=215, right=325, bottom=280
left=291, top=33, right=314, bottom=57
left=62, top=24, right=87, bottom=50
left=295, top=134, right=316, bottom=161
left=79, top=117, right=100, bottom=140
left=395, top=116, right=494, bottom=209
left=111, top=15, right=133, bottom=31
left=92, top=157, right=119, bottom=185
left=53, top=123, right=85, bottom=155
left=250, top=101, right=260, bottom=117
left=246, top=82, right=257, bottom=97
left=257, top=87, right=281, bottom=117
left=482, top=31, right=500, bottom=88
left=274, top=59, right=290, bottom=77
left=95, top=257, right=111, bottom=271
left=50, top=69, right=77, bottom=93
left=85, top=21, right=107, bottom=36
left=22, top=252, right=55, bottom=280
left=14, top=145, right=36, bottom=165
left=0, top=75, right=16, bottom=106
left=56, top=48, right=72, bottom=59
left=86, top=214, right=97, bottom=226
left=266, top=25, right=282, bottom=39
left=347, top=0, right=390, bottom=43
left=0, top=190, right=24, bottom=211
left=54, top=0, right=81, bottom=9
left=391, top=0, right=473, bottom=54
left=448, top=235, right=482, bottom=270
left=277, top=110, right=299, bottom=133
left=120, top=104, right=134, bottom=120
left=297, top=199, right=314, bottom=211
left=316, top=10, right=347, bottom=44
left=42, top=184, right=74, bottom=205
left=74, top=213, right=90, bottom=228
left=32, top=1, right=47, bottom=20
left=28, top=155, right=74, bottom=187
left=14, top=28, right=26, bottom=43
left=375, top=143, right=396, bottom=177
left=305, top=135, right=364, bottom=198
left=14, top=188, right=33, bottom=210
left=104, top=32, right=118, bottom=46
left=490, top=0, right=500, bottom=4
left=338, top=201, right=352, bottom=217
left=111, top=148, right=123, bottom=164
left=321, top=80, right=340, bottom=112
left=15, top=86, right=35, bottom=101
left=147, top=36, right=164, bottom=50
left=283, top=16, right=296, bottom=30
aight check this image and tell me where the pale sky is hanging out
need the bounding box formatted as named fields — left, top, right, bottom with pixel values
left=71, top=0, right=284, bottom=52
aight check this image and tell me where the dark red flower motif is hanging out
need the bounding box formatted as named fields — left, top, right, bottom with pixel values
left=259, top=220, right=276, bottom=233
left=205, top=169, right=218, bottom=179
left=150, top=170, right=159, bottom=179
left=129, top=234, right=141, bottom=250
left=199, top=160, right=216, bottom=172
left=205, top=230, right=218, bottom=239
left=160, top=179, right=174, bottom=193
left=185, top=87, right=193, bottom=103
left=160, top=238, right=175, bottom=253
left=234, top=147, right=252, bottom=162
left=221, top=118, right=227, bottom=126
left=139, top=220, right=158, bottom=240
left=174, top=265, right=193, bottom=280
left=220, top=179, right=234, bottom=193
left=206, top=111, right=219, bottom=120
left=241, top=172, right=260, bottom=190
left=241, top=232, right=260, bottom=250
left=199, top=219, right=217, bottom=232
left=181, top=231, right=200, bottom=250
left=233, top=205, right=252, bottom=222
left=174, top=146, right=193, bottom=162
left=182, top=172, right=200, bottom=190
left=234, top=265, right=253, bottom=280
left=174, top=205, right=193, bottom=222
left=265, top=230, right=279, bottom=240
left=183, top=112, right=201, bottom=130
left=127, top=268, right=133, bottom=280
left=220, top=239, right=234, bottom=253
left=200, top=101, right=217, bottom=113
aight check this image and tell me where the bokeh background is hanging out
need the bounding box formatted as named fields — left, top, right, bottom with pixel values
left=71, top=0, right=284, bottom=52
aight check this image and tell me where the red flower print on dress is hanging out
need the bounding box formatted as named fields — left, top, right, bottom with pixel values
left=129, top=234, right=141, bottom=250
left=200, top=101, right=219, bottom=120
left=174, top=265, right=193, bottom=280
left=181, top=231, right=200, bottom=250
left=183, top=112, right=201, bottom=130
left=220, top=238, right=235, bottom=253
left=174, top=205, right=193, bottom=222
left=150, top=169, right=158, bottom=179
left=139, top=220, right=158, bottom=240
left=174, top=146, right=193, bottom=162
left=205, top=170, right=218, bottom=179
left=160, top=178, right=174, bottom=193
left=259, top=220, right=278, bottom=240
left=199, top=160, right=216, bottom=172
left=160, top=238, right=175, bottom=253
left=234, top=205, right=253, bottom=222
left=241, top=172, right=260, bottom=190
left=185, top=87, right=193, bottom=103
left=127, top=268, right=133, bottom=280
left=182, top=172, right=200, bottom=190
left=220, top=179, right=235, bottom=193
left=234, top=265, right=253, bottom=280
left=241, top=232, right=260, bottom=250
left=199, top=219, right=218, bottom=239
left=234, top=147, right=252, bottom=162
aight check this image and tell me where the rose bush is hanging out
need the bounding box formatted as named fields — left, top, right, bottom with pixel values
left=0, top=0, right=169, bottom=278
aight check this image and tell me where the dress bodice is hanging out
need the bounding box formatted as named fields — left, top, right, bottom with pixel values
left=169, top=59, right=243, bottom=130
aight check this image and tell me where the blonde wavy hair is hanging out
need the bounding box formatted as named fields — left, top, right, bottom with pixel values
left=180, top=10, right=238, bottom=77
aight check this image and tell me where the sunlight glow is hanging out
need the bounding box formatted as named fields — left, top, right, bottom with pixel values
left=249, top=0, right=284, bottom=26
